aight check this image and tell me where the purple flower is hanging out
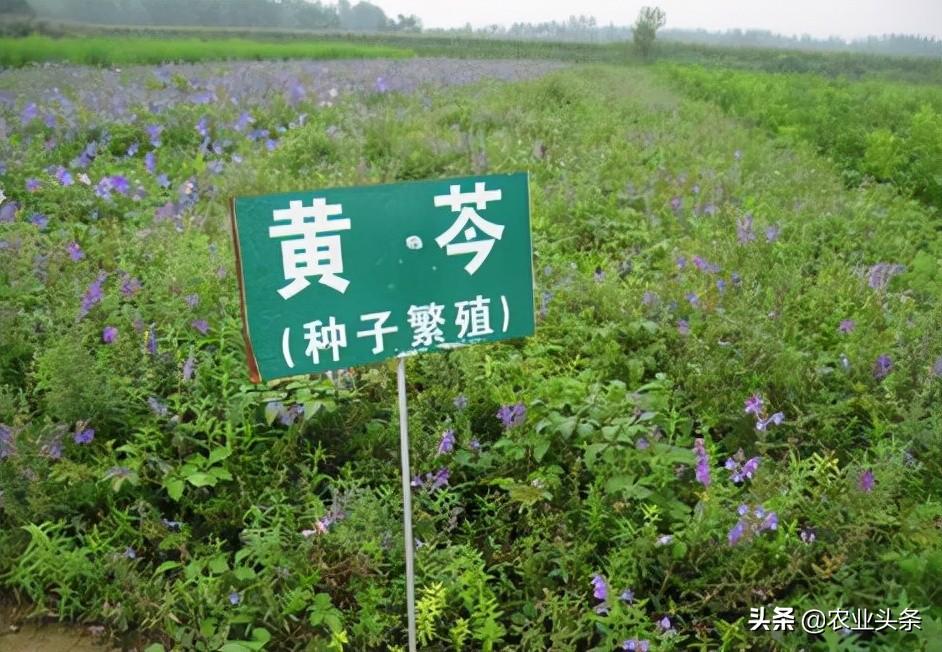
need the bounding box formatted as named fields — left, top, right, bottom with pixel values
left=80, top=272, right=107, bottom=318
left=42, top=437, right=63, bottom=460
left=867, top=263, right=905, bottom=291
left=676, top=255, right=687, bottom=269
left=120, top=275, right=141, bottom=297
left=437, top=430, right=456, bottom=455
left=430, top=467, right=450, bottom=490
left=496, top=402, right=527, bottom=429
left=229, top=591, right=241, bottom=605
left=765, top=224, right=781, bottom=243
left=873, top=355, right=893, bottom=380
left=636, top=437, right=649, bottom=450
left=26, top=178, right=41, bottom=192
left=183, top=354, right=196, bottom=382
left=728, top=520, right=746, bottom=545
left=670, top=196, right=682, bottom=212
left=933, top=357, right=942, bottom=378
left=74, top=428, right=95, bottom=445
left=55, top=167, right=73, bottom=187
left=858, top=469, right=875, bottom=492
left=67, top=242, right=84, bottom=261
left=278, top=404, right=304, bottom=426
left=0, top=201, right=17, bottom=223
left=756, top=412, right=785, bottom=431
left=126, top=142, right=139, bottom=157
left=185, top=293, right=199, bottom=308
left=123, top=547, right=137, bottom=559
left=622, top=640, right=650, bottom=652
left=1, top=424, right=16, bottom=459
left=642, top=291, right=658, bottom=306
left=146, top=324, right=158, bottom=355
left=453, top=395, right=468, bottom=409
left=145, top=151, right=157, bottom=173
left=110, top=176, right=130, bottom=195
left=677, top=319, right=690, bottom=336
left=685, top=292, right=699, bottom=308
left=156, top=173, right=170, bottom=189
left=839, top=319, right=855, bottom=334
left=620, top=589, right=634, bottom=603
left=800, top=527, right=816, bottom=544
left=591, top=575, right=608, bottom=601
left=375, top=76, right=389, bottom=93
left=190, top=319, right=209, bottom=335
left=469, top=437, right=481, bottom=452
left=29, top=213, right=48, bottom=229
left=146, top=124, right=163, bottom=148
left=737, top=215, right=756, bottom=244
left=744, top=394, right=764, bottom=416
left=658, top=616, right=672, bottom=632
left=102, top=326, right=118, bottom=344
left=693, top=437, right=710, bottom=487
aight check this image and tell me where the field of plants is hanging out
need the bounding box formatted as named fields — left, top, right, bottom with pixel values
left=1, top=34, right=942, bottom=652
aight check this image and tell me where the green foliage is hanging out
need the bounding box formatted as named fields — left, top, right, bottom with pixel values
left=661, top=63, right=942, bottom=207
left=1, top=60, right=942, bottom=651
left=0, top=35, right=414, bottom=67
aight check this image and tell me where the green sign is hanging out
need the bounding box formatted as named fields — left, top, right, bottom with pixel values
left=229, top=172, right=534, bottom=382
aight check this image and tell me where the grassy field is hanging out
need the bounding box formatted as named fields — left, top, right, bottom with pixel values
left=1, top=34, right=941, bottom=651
left=0, top=34, right=413, bottom=66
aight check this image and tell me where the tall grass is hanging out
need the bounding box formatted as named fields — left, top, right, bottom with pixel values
left=0, top=35, right=413, bottom=66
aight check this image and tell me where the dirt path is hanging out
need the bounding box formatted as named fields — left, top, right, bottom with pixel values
left=1, top=607, right=114, bottom=651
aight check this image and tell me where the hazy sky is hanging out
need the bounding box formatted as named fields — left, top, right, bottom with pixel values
left=372, top=0, right=942, bottom=40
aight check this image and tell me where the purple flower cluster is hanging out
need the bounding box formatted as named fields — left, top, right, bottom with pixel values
left=867, top=263, right=905, bottom=291
left=436, top=429, right=456, bottom=455
left=0, top=424, right=14, bottom=459
left=693, top=437, right=710, bottom=487
left=729, top=504, right=778, bottom=545
left=79, top=272, right=108, bottom=318
left=496, top=402, right=526, bottom=429
left=724, top=449, right=760, bottom=484
left=744, top=394, right=784, bottom=431
left=411, top=467, right=450, bottom=491
left=622, top=639, right=650, bottom=651
left=873, top=355, right=893, bottom=380
left=858, top=469, right=875, bottom=492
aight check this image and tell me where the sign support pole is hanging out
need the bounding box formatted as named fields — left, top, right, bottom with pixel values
left=397, top=356, right=418, bottom=652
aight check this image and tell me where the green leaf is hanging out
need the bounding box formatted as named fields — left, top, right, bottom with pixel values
left=153, top=561, right=182, bottom=575
left=165, top=477, right=184, bottom=501
left=186, top=472, right=218, bottom=487
left=233, top=566, right=257, bottom=581
left=208, top=554, right=229, bottom=574
left=533, top=439, right=550, bottom=462
left=143, top=645, right=165, bottom=652
left=208, top=446, right=232, bottom=464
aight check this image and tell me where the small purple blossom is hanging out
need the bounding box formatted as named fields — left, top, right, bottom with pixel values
left=933, top=357, right=942, bottom=378
left=737, top=215, right=756, bottom=244
left=191, top=319, right=209, bottom=335
left=497, top=402, right=527, bottom=429
left=800, top=527, right=816, bottom=544
left=620, top=589, right=634, bottom=603
left=839, top=319, right=855, bottom=334
left=622, top=639, right=650, bottom=652
left=873, top=355, right=893, bottom=380
left=120, top=275, right=142, bottom=298
left=74, top=428, right=95, bottom=445
left=765, top=224, right=781, bottom=242
left=146, top=324, right=158, bottom=355
left=756, top=412, right=785, bottom=431
left=728, top=520, right=746, bottom=545
left=677, top=319, right=690, bottom=336
left=469, top=437, right=481, bottom=452
left=375, top=76, right=389, bottom=93
left=146, top=124, right=163, bottom=148
left=80, top=271, right=107, bottom=318
left=229, top=591, right=241, bottom=605
left=453, top=395, right=468, bottom=409
left=67, top=242, right=84, bottom=261
left=183, top=354, right=196, bottom=382
left=744, top=394, right=764, bottom=416
left=26, top=178, right=41, bottom=192
left=867, top=263, right=905, bottom=291
left=123, top=547, right=137, bottom=559
left=102, top=326, right=118, bottom=344
left=858, top=469, right=875, bottom=492
left=670, top=196, right=682, bottom=212
left=693, top=437, right=710, bottom=487
left=55, top=167, right=74, bottom=186
left=437, top=429, right=456, bottom=455
left=29, top=213, right=48, bottom=229
left=184, top=293, right=199, bottom=308
left=591, top=575, right=608, bottom=601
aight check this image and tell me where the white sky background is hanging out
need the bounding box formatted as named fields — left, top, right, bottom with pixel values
left=371, top=0, right=942, bottom=40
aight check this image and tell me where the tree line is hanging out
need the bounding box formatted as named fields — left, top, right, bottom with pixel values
left=7, top=0, right=421, bottom=32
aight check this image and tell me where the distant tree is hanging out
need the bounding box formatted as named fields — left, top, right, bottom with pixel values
left=632, top=6, right=666, bottom=59
left=0, top=0, right=35, bottom=17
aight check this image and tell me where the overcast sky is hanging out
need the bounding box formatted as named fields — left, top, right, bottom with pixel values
left=372, top=0, right=942, bottom=40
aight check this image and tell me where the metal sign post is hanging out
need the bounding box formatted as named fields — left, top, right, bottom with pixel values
left=228, top=173, right=534, bottom=650
left=397, top=356, right=417, bottom=652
